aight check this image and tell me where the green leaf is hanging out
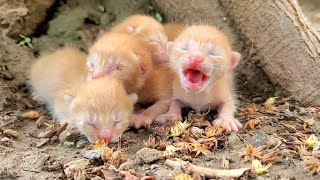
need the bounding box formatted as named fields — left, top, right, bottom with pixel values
left=25, top=37, right=32, bottom=43
left=97, top=4, right=105, bottom=13
left=154, top=12, right=163, bottom=23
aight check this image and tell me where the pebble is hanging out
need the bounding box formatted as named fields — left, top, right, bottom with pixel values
left=20, top=152, right=50, bottom=172
left=228, top=132, right=242, bottom=147
left=298, top=107, right=307, bottom=115
left=251, top=131, right=268, bottom=147
left=80, top=149, right=102, bottom=159
left=63, top=141, right=75, bottom=148
left=76, top=139, right=89, bottom=149
left=135, top=147, right=163, bottom=164
left=119, top=160, right=135, bottom=171
left=59, top=128, right=81, bottom=143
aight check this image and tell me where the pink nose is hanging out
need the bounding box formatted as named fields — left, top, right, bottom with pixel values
left=189, top=54, right=203, bottom=67
left=99, top=129, right=113, bottom=140
left=92, top=70, right=106, bottom=80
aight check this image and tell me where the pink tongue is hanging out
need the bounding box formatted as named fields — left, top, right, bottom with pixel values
left=186, top=69, right=204, bottom=83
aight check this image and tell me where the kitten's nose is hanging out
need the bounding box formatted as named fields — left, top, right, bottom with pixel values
left=189, top=54, right=203, bottom=68
left=99, top=129, right=113, bottom=141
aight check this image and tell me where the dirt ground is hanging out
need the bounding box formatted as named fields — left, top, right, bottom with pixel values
left=1, top=0, right=320, bottom=179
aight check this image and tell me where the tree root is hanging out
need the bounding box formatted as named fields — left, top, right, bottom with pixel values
left=165, top=158, right=250, bottom=178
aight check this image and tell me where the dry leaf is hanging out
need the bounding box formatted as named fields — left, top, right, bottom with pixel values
left=91, top=139, right=109, bottom=150
left=303, top=155, right=320, bottom=175
left=144, top=136, right=157, bottom=149
left=174, top=142, right=193, bottom=153
left=251, top=159, right=272, bottom=175
left=110, top=149, right=125, bottom=168
left=205, top=125, right=223, bottom=138
left=304, top=134, right=318, bottom=148
left=244, top=119, right=261, bottom=131
left=191, top=139, right=210, bottom=157
left=280, top=123, right=297, bottom=133
left=36, top=116, right=45, bottom=128
left=23, top=111, right=40, bottom=119
left=240, top=144, right=262, bottom=162
left=158, top=140, right=168, bottom=150
left=101, top=149, right=114, bottom=162
left=174, top=173, right=193, bottom=180
left=303, top=118, right=315, bottom=131
left=170, top=121, right=190, bottom=137
left=163, top=145, right=177, bottom=156
left=260, top=151, right=279, bottom=164
left=3, top=129, right=18, bottom=138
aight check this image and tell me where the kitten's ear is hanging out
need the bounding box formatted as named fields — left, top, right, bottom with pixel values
left=86, top=53, right=99, bottom=71
left=130, top=51, right=146, bottom=74
left=64, top=93, right=74, bottom=105
left=126, top=26, right=135, bottom=34
left=230, top=51, right=241, bottom=69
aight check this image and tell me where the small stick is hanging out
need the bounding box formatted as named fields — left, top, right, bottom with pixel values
left=165, top=158, right=250, bottom=178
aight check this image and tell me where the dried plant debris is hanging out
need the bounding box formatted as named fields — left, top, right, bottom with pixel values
left=244, top=119, right=261, bottom=131
left=251, top=159, right=272, bottom=175
left=22, top=111, right=40, bottom=119
left=90, top=139, right=109, bottom=150
left=240, top=144, right=262, bottom=162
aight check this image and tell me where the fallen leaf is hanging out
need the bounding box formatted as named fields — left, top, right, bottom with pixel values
left=240, top=144, right=262, bottom=162
left=205, top=125, right=223, bottom=138
left=303, top=118, right=315, bottom=131
left=191, top=139, right=210, bottom=157
left=304, top=134, right=318, bottom=148
left=36, top=116, right=45, bottom=128
left=170, top=121, right=190, bottom=137
left=280, top=123, right=298, bottom=133
left=303, top=155, right=320, bottom=175
left=251, top=159, right=272, bottom=175
left=244, top=119, right=261, bottom=131
left=23, top=111, right=40, bottom=119
left=163, top=145, right=177, bottom=156
left=91, top=139, right=109, bottom=150
left=3, top=129, right=18, bottom=138
left=174, top=173, right=193, bottom=180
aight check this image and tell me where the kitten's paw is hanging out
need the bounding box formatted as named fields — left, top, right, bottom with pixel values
left=130, top=114, right=153, bottom=129
left=214, top=118, right=242, bottom=132
left=155, top=113, right=182, bottom=125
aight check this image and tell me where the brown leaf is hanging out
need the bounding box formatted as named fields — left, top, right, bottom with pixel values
left=280, top=123, right=298, bottom=133
left=144, top=136, right=157, bottom=149
left=36, top=116, right=45, bottom=128
left=239, top=144, right=262, bottom=162
left=110, top=149, right=125, bottom=168
left=303, top=118, right=315, bottom=131
left=23, top=111, right=40, bottom=119
left=244, top=119, right=261, bottom=131
left=205, top=125, right=223, bottom=138
left=3, top=129, right=18, bottom=138
left=101, top=149, right=113, bottom=162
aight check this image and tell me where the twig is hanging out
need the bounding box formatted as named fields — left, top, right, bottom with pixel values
left=165, top=158, right=250, bottom=178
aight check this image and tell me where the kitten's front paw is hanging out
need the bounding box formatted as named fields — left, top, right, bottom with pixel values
left=130, top=114, right=153, bottom=129
left=155, top=113, right=182, bottom=125
left=213, top=118, right=242, bottom=132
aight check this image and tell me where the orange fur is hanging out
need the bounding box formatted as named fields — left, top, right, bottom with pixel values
left=87, top=32, right=153, bottom=94
left=110, top=15, right=169, bottom=63
left=163, top=23, right=186, bottom=41
left=157, top=25, right=242, bottom=132
left=30, top=47, right=133, bottom=143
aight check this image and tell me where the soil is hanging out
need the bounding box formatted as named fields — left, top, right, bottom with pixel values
left=1, top=0, right=320, bottom=179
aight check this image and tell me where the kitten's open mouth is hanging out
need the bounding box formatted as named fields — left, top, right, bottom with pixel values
left=182, top=69, right=209, bottom=91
